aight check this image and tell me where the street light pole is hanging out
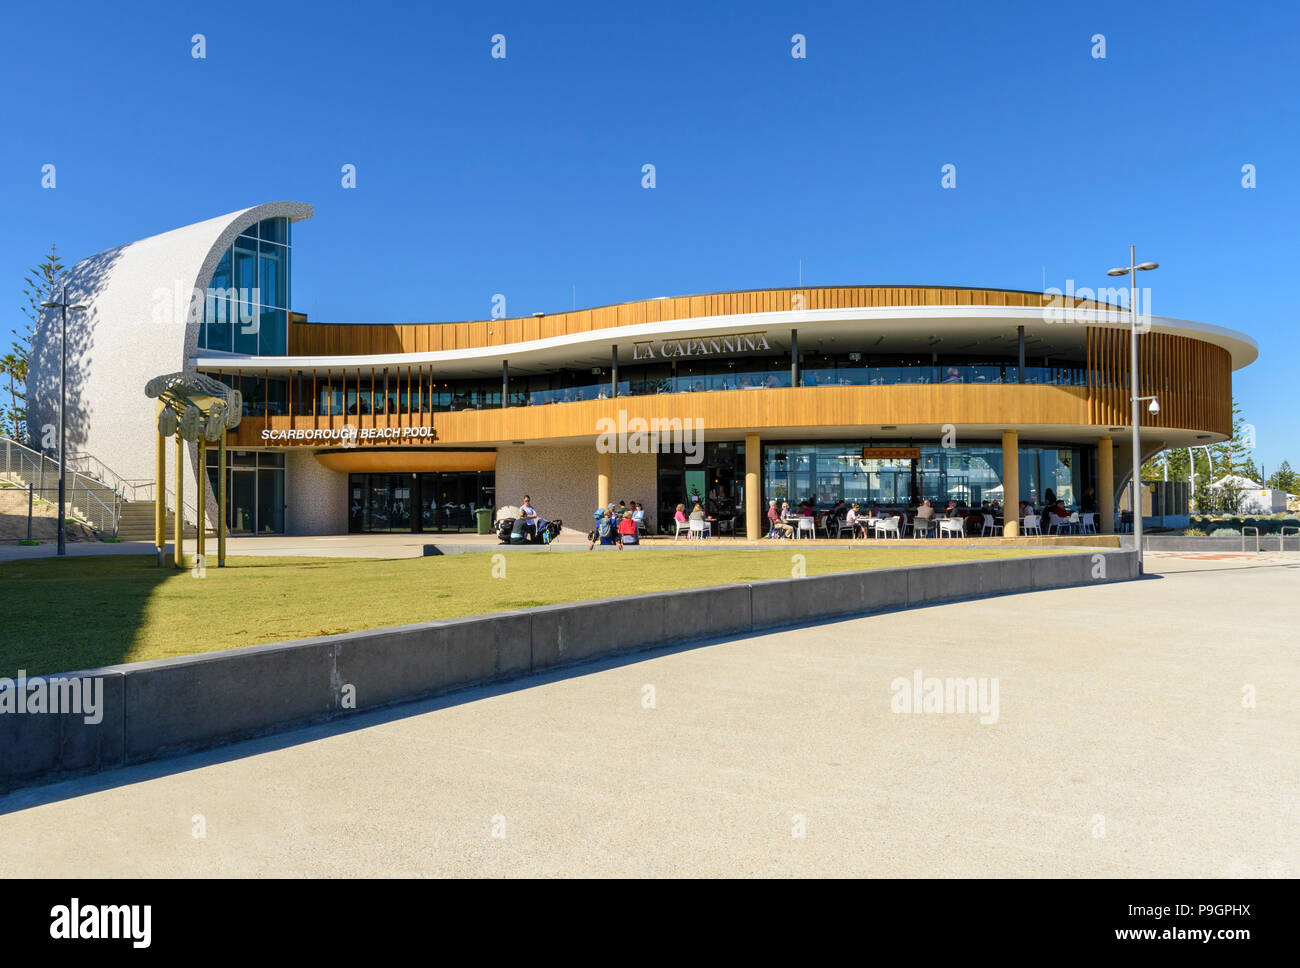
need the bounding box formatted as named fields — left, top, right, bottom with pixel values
left=1107, top=247, right=1158, bottom=575
left=40, top=286, right=87, bottom=557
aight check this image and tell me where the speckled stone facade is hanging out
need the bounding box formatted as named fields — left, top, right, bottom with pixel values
left=495, top=445, right=659, bottom=533
left=285, top=451, right=348, bottom=535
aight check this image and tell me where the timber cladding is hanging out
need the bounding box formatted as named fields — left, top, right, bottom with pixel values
left=287, top=286, right=1128, bottom=356
left=1085, top=326, right=1231, bottom=437
left=231, top=384, right=1100, bottom=447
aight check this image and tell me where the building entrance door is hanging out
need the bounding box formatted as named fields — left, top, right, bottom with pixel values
left=229, top=468, right=256, bottom=534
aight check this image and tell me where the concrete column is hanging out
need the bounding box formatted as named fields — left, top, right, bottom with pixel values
left=1098, top=436, right=1114, bottom=534
left=745, top=432, right=760, bottom=539
left=1002, top=429, right=1019, bottom=537
left=597, top=450, right=611, bottom=509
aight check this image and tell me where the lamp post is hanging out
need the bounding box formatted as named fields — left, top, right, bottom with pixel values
left=1106, top=248, right=1158, bottom=573
left=39, top=286, right=88, bottom=557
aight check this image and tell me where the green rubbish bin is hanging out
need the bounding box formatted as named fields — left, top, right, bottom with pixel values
left=474, top=507, right=493, bottom=535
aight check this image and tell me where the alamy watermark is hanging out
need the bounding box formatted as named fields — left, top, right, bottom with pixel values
left=890, top=669, right=1000, bottom=724
left=595, top=409, right=703, bottom=464
left=1042, top=280, right=1152, bottom=332
left=151, top=282, right=263, bottom=333
left=0, top=671, right=104, bottom=724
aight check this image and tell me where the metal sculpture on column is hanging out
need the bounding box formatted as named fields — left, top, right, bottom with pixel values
left=145, top=372, right=242, bottom=568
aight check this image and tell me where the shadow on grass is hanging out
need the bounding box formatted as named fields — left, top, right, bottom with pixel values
left=0, top=554, right=176, bottom=676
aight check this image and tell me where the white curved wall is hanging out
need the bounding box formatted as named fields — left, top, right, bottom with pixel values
left=27, top=202, right=312, bottom=520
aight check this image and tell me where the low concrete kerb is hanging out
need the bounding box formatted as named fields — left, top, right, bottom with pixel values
left=0, top=549, right=1137, bottom=792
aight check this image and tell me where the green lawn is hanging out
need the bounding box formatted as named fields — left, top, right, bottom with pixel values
left=0, top=547, right=1065, bottom=675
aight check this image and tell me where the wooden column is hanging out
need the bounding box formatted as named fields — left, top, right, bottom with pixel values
left=597, top=450, right=611, bottom=509
left=745, top=432, right=761, bottom=540
left=154, top=404, right=165, bottom=565
left=1001, top=429, right=1019, bottom=537
left=197, top=439, right=206, bottom=561
left=173, top=433, right=184, bottom=569
left=1098, top=436, right=1114, bottom=534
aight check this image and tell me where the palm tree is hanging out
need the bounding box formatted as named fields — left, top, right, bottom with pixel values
left=0, top=352, right=15, bottom=438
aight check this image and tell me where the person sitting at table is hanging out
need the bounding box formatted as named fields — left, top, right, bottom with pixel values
left=798, top=498, right=813, bottom=518
left=1080, top=488, right=1097, bottom=513
left=631, top=501, right=646, bottom=532
left=767, top=499, right=793, bottom=539
left=844, top=503, right=859, bottom=537
left=617, top=510, right=639, bottom=547
left=867, top=501, right=882, bottom=518
left=1048, top=499, right=1071, bottom=520
left=673, top=503, right=688, bottom=528
left=689, top=502, right=706, bottom=523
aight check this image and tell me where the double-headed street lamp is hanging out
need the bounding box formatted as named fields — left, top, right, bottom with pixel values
left=1106, top=247, right=1158, bottom=574
left=39, top=286, right=87, bottom=557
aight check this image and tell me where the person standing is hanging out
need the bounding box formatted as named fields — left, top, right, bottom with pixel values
left=519, top=495, right=538, bottom=541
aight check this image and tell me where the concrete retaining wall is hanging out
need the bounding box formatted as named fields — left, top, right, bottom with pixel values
left=1, top=549, right=1137, bottom=791
left=1143, top=535, right=1295, bottom=552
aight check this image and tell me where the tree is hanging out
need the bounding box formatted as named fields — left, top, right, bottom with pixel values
left=8, top=245, right=63, bottom=442
left=1240, top=457, right=1263, bottom=485
left=0, top=352, right=26, bottom=438
left=1268, top=460, right=1299, bottom=494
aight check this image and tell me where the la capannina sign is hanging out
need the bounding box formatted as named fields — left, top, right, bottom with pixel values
left=631, top=331, right=770, bottom=361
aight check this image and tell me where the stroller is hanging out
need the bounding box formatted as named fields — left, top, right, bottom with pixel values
left=498, top=514, right=562, bottom=545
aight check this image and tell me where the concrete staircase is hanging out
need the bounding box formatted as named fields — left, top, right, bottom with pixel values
left=116, top=501, right=209, bottom=541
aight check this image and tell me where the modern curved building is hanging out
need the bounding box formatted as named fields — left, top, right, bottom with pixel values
left=29, top=202, right=1258, bottom=539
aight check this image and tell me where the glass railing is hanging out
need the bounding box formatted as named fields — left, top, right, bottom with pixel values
left=274, top=364, right=1093, bottom=417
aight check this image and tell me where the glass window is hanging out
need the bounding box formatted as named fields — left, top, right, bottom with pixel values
left=233, top=300, right=259, bottom=354
left=258, top=308, right=287, bottom=355
left=257, top=217, right=287, bottom=244
left=233, top=238, right=258, bottom=293
left=258, top=242, right=286, bottom=309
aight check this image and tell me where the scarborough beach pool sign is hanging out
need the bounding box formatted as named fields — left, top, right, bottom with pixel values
left=259, top=425, right=440, bottom=446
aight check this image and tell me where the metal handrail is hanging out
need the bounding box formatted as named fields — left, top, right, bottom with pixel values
left=1242, top=526, right=1260, bottom=553
left=1281, top=526, right=1300, bottom=551
left=4, top=436, right=210, bottom=530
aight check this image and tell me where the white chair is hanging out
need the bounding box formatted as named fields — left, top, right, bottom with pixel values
left=796, top=516, right=816, bottom=540
left=1079, top=512, right=1096, bottom=534
left=981, top=513, right=1002, bottom=536
left=688, top=518, right=710, bottom=540
left=873, top=515, right=902, bottom=539
left=836, top=517, right=857, bottom=539
left=673, top=519, right=689, bottom=540
left=939, top=517, right=965, bottom=539
left=911, top=516, right=936, bottom=539
left=1022, top=514, right=1042, bottom=536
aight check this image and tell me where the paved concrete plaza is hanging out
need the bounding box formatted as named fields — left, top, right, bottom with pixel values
left=0, top=552, right=1295, bottom=877
left=0, top=528, right=1117, bottom=562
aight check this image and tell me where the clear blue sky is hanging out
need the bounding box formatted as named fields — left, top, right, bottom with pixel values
left=4, top=0, right=1296, bottom=470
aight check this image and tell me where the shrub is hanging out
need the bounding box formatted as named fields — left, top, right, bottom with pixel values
left=1210, top=527, right=1240, bottom=537
left=1182, top=528, right=1206, bottom=537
